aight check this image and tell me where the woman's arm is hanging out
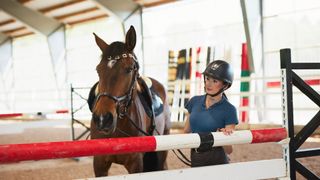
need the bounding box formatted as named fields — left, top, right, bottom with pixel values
left=183, top=113, right=191, bottom=133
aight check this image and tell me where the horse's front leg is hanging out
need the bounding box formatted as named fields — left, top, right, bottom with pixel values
left=93, top=155, right=112, bottom=177
left=124, top=153, right=144, bottom=173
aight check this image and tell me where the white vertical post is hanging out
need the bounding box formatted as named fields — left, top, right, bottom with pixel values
left=171, top=80, right=181, bottom=122
left=281, top=67, right=290, bottom=178
left=179, top=78, right=186, bottom=122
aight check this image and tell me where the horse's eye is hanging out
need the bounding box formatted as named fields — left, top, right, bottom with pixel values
left=126, top=67, right=133, bottom=73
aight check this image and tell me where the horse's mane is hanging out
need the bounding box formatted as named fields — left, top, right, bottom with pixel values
left=103, top=41, right=128, bottom=58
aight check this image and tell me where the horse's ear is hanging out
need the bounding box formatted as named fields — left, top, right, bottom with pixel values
left=125, top=26, right=136, bottom=51
left=93, top=33, right=108, bottom=52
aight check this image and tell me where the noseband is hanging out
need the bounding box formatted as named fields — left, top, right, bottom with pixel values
left=94, top=52, right=139, bottom=119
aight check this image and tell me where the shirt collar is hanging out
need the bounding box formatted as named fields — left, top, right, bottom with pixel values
left=202, top=94, right=226, bottom=108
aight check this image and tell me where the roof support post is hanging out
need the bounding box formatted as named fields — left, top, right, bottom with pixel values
left=47, top=25, right=67, bottom=89
left=0, top=32, right=9, bottom=45
left=0, top=38, right=13, bottom=110
left=1, top=0, right=67, bottom=94
left=240, top=0, right=264, bottom=122
left=91, top=0, right=139, bottom=21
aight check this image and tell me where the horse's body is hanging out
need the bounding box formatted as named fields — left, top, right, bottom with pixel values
left=88, top=26, right=171, bottom=177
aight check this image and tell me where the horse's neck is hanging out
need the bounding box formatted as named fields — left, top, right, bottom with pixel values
left=127, top=84, right=148, bottom=131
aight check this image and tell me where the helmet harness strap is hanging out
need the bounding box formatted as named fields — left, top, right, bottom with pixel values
left=203, top=76, right=228, bottom=97
left=206, top=87, right=226, bottom=97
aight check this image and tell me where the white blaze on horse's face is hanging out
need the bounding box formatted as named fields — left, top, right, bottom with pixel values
left=108, top=60, right=117, bottom=68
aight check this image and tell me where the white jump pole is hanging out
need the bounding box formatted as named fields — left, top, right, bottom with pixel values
left=0, top=109, right=69, bottom=119
left=79, top=128, right=288, bottom=180
left=84, top=159, right=287, bottom=180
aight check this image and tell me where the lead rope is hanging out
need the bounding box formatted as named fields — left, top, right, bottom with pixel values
left=172, top=149, right=191, bottom=166
left=119, top=115, right=192, bottom=166
left=116, top=128, right=132, bottom=137
left=126, top=112, right=191, bottom=166
left=151, top=121, right=192, bottom=166
left=151, top=126, right=191, bottom=166
left=125, top=113, right=151, bottom=136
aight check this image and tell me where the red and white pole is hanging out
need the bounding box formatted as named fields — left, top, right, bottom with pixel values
left=0, top=128, right=286, bottom=164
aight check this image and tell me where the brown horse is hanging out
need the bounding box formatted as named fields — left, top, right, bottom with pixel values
left=87, top=26, right=171, bottom=177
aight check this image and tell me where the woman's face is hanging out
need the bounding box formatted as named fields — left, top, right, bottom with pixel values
left=204, top=76, right=224, bottom=94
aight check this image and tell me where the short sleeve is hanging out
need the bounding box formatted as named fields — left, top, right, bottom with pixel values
left=225, top=105, right=239, bottom=125
left=185, top=97, right=195, bottom=113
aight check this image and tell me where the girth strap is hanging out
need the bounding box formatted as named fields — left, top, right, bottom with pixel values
left=137, top=77, right=156, bottom=135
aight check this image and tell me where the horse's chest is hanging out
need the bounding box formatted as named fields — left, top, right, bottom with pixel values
left=110, top=153, right=143, bottom=164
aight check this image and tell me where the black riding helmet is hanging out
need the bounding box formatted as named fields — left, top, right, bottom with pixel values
left=203, top=60, right=234, bottom=97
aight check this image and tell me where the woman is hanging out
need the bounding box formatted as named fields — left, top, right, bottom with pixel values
left=184, top=60, right=238, bottom=167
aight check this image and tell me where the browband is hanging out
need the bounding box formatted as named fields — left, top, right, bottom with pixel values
left=107, top=53, right=136, bottom=61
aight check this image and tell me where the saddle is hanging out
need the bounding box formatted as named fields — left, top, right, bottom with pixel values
left=137, top=76, right=164, bottom=119
left=88, top=82, right=99, bottom=113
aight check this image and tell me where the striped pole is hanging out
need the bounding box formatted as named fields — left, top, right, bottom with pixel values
left=267, top=78, right=320, bottom=88
left=240, top=43, right=251, bottom=123
left=0, top=109, right=69, bottom=119
left=0, top=128, right=286, bottom=164
left=195, top=47, right=202, bottom=95
left=195, top=47, right=202, bottom=78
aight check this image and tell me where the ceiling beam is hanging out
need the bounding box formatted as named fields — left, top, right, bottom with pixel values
left=55, top=7, right=100, bottom=20
left=1, top=0, right=62, bottom=36
left=135, top=0, right=176, bottom=8
left=68, top=14, right=108, bottom=25
left=91, top=0, right=140, bottom=21
left=17, top=0, right=34, bottom=4
left=1, top=0, right=67, bottom=92
left=39, top=0, right=86, bottom=14
left=0, top=19, right=16, bottom=27
left=2, top=27, right=27, bottom=35
left=12, top=32, right=34, bottom=38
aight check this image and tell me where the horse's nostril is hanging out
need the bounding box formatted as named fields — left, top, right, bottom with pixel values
left=92, top=113, right=99, bottom=123
left=93, top=112, right=114, bottom=131
left=104, top=112, right=113, bottom=127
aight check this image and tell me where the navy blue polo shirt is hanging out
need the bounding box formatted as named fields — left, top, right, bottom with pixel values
left=185, top=95, right=238, bottom=133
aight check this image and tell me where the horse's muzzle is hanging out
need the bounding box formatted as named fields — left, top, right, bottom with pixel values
left=92, top=112, right=116, bottom=134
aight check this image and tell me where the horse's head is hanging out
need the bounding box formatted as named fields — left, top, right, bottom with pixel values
left=92, top=26, right=139, bottom=134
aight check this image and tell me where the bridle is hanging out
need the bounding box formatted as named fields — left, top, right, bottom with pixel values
left=93, top=52, right=155, bottom=137
left=94, top=52, right=139, bottom=119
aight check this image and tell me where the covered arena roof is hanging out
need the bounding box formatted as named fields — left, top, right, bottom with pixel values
left=0, top=0, right=176, bottom=39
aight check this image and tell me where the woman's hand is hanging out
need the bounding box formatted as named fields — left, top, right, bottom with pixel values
left=218, top=124, right=236, bottom=135
left=219, top=128, right=233, bottom=135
